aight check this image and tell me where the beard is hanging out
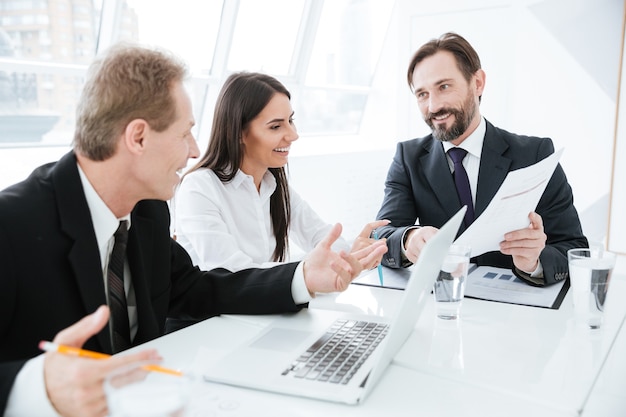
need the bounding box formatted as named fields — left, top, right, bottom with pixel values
left=425, top=92, right=477, bottom=142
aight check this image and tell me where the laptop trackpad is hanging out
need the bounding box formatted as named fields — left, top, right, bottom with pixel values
left=250, top=328, right=311, bottom=352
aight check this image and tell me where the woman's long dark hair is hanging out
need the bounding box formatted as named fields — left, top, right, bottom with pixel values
left=186, top=72, right=291, bottom=262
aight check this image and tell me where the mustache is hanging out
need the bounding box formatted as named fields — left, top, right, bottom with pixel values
left=428, top=108, right=458, bottom=120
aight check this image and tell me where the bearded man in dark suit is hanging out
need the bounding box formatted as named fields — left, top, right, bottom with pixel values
left=376, top=32, right=587, bottom=287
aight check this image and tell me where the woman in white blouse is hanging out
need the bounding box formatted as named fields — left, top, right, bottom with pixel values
left=173, top=72, right=387, bottom=272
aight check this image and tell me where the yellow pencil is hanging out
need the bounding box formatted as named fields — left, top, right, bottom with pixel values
left=38, top=341, right=184, bottom=377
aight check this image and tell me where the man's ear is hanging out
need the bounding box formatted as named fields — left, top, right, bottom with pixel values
left=124, top=119, right=149, bottom=155
left=473, top=69, right=486, bottom=97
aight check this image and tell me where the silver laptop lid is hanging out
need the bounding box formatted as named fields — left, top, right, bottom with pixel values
left=361, top=206, right=466, bottom=398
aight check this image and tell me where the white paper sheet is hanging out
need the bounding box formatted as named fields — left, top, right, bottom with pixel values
left=352, top=265, right=413, bottom=289
left=454, top=149, right=563, bottom=257
left=464, top=265, right=567, bottom=308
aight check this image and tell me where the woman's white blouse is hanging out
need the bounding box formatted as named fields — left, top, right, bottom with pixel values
left=173, top=168, right=349, bottom=271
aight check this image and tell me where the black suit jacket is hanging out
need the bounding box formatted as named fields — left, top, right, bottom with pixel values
left=376, top=120, right=588, bottom=285
left=0, top=151, right=302, bottom=412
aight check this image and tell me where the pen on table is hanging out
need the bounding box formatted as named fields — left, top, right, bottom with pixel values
left=38, top=341, right=184, bottom=377
left=372, top=230, right=384, bottom=286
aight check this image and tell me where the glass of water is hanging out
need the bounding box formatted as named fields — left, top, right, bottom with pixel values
left=568, top=248, right=616, bottom=329
left=105, top=362, right=191, bottom=417
left=433, top=244, right=471, bottom=320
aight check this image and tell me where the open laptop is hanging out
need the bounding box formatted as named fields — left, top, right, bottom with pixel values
left=203, top=207, right=466, bottom=404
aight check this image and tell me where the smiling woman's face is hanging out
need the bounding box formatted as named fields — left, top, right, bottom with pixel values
left=241, top=93, right=298, bottom=178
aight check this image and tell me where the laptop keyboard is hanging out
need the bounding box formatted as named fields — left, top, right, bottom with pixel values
left=281, top=319, right=389, bottom=384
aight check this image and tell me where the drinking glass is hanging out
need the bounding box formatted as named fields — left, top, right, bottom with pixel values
left=105, top=362, right=190, bottom=417
left=568, top=248, right=616, bottom=329
left=433, top=244, right=471, bottom=320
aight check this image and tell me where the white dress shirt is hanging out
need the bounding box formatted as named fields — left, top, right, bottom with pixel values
left=441, top=116, right=486, bottom=206
left=173, top=168, right=350, bottom=272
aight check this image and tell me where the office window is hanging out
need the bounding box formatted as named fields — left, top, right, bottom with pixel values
left=73, top=4, right=91, bottom=14
left=35, top=13, right=48, bottom=24
left=306, top=0, right=391, bottom=86
left=296, top=0, right=393, bottom=135
left=0, top=0, right=98, bottom=151
left=227, top=0, right=306, bottom=75
left=73, top=18, right=91, bottom=28
left=296, top=88, right=368, bottom=135
left=119, top=0, right=222, bottom=72
left=0, top=0, right=396, bottom=190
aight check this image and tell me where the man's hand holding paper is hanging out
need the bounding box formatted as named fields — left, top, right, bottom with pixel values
left=499, top=211, right=547, bottom=273
left=454, top=149, right=563, bottom=259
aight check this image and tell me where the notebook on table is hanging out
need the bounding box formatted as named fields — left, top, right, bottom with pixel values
left=203, top=207, right=466, bottom=404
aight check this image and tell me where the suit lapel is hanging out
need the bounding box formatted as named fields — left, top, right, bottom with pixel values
left=421, top=139, right=464, bottom=221
left=53, top=152, right=112, bottom=353
left=475, top=123, right=512, bottom=217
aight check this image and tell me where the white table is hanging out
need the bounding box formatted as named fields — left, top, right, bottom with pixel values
left=131, top=272, right=626, bottom=417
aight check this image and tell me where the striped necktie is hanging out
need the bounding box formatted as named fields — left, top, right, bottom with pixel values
left=107, top=220, right=131, bottom=353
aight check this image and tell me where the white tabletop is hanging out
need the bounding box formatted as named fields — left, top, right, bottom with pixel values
left=131, top=271, right=626, bottom=417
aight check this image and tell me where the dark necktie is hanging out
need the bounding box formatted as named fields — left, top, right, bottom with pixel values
left=107, top=220, right=131, bottom=353
left=448, top=147, right=475, bottom=226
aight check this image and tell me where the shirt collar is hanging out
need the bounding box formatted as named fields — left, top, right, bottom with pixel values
left=231, top=169, right=248, bottom=188
left=442, top=116, right=486, bottom=158
left=233, top=169, right=277, bottom=193
left=77, top=163, right=131, bottom=246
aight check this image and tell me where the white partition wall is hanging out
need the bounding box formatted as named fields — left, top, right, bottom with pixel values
left=609, top=12, right=626, bottom=255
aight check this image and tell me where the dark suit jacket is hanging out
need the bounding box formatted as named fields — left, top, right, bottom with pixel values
left=376, top=120, right=588, bottom=286
left=0, top=151, right=302, bottom=412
